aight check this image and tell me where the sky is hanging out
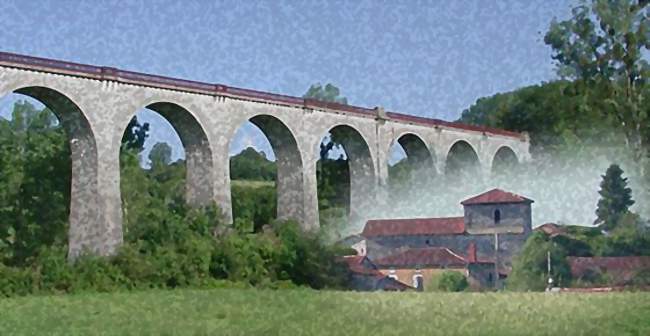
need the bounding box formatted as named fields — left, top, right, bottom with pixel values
left=0, top=0, right=577, bottom=163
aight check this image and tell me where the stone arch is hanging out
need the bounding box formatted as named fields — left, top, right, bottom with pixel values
left=227, top=114, right=305, bottom=224
left=2, top=86, right=101, bottom=258
left=445, top=140, right=480, bottom=177
left=491, top=146, right=519, bottom=175
left=319, top=124, right=376, bottom=226
left=120, top=101, right=215, bottom=206
left=388, top=132, right=435, bottom=175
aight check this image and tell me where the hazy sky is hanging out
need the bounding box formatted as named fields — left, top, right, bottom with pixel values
left=0, top=0, right=576, bottom=162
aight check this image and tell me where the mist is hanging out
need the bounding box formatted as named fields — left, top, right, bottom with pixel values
left=344, top=140, right=649, bottom=237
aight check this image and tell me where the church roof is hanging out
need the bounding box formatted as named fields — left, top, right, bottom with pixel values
left=372, top=247, right=468, bottom=268
left=461, top=188, right=533, bottom=206
left=362, top=217, right=465, bottom=237
left=568, top=256, right=650, bottom=286
left=342, top=255, right=383, bottom=276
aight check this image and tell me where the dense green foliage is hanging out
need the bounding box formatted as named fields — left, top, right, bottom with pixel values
left=437, top=271, right=469, bottom=292
left=509, top=212, right=650, bottom=290
left=545, top=0, right=650, bottom=166
left=507, top=232, right=572, bottom=291
left=0, top=101, right=350, bottom=297
left=316, top=157, right=349, bottom=211
left=595, top=164, right=636, bottom=230
left=231, top=182, right=276, bottom=233
left=0, top=102, right=70, bottom=266
left=458, top=80, right=619, bottom=155
left=2, top=289, right=650, bottom=335
left=229, top=147, right=276, bottom=181
left=303, top=83, right=348, bottom=104
left=459, top=0, right=649, bottom=175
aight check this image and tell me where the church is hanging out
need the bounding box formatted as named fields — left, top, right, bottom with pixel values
left=347, top=188, right=534, bottom=290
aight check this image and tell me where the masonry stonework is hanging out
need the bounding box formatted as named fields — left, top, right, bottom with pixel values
left=0, top=52, right=531, bottom=259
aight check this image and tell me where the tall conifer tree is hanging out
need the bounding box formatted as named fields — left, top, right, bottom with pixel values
left=595, top=164, right=635, bottom=231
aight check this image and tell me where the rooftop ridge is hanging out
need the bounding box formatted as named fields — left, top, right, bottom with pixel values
left=0, top=51, right=525, bottom=140
left=367, top=216, right=464, bottom=222
left=461, top=188, right=534, bottom=205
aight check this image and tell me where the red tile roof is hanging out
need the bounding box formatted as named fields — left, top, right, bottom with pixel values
left=461, top=188, right=533, bottom=206
left=372, top=247, right=468, bottom=268
left=343, top=255, right=384, bottom=276
left=568, top=256, right=650, bottom=285
left=362, top=217, right=465, bottom=237
left=534, top=223, right=566, bottom=237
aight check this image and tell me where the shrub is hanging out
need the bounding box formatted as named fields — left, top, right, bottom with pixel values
left=507, top=232, right=571, bottom=291
left=271, top=220, right=349, bottom=289
left=0, top=263, right=34, bottom=297
left=437, top=271, right=468, bottom=292
left=68, top=254, right=128, bottom=293
left=631, top=269, right=650, bottom=287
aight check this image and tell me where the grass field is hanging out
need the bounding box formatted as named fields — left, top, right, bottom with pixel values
left=1, top=289, right=649, bottom=335
left=231, top=180, right=275, bottom=188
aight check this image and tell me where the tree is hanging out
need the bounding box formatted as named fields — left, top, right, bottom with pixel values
left=148, top=142, right=173, bottom=168
left=303, top=83, right=351, bottom=229
left=0, top=101, right=70, bottom=265
left=508, top=232, right=572, bottom=291
left=122, top=116, right=150, bottom=152
left=229, top=147, right=276, bottom=181
left=437, top=271, right=469, bottom=292
left=303, top=83, right=348, bottom=104
left=458, top=80, right=619, bottom=156
left=544, top=0, right=650, bottom=171
left=595, top=164, right=635, bottom=231
left=304, top=83, right=347, bottom=160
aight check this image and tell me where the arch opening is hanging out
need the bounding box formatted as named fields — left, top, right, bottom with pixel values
left=445, top=140, right=480, bottom=180
left=317, top=125, right=375, bottom=237
left=228, top=115, right=302, bottom=232
left=0, top=87, right=97, bottom=262
left=492, top=146, right=519, bottom=177
left=119, top=102, right=215, bottom=238
left=387, top=133, right=435, bottom=195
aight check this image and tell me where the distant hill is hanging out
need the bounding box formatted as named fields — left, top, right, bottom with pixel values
left=230, top=147, right=276, bottom=181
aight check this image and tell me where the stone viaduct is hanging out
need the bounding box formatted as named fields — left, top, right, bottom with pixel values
left=0, top=52, right=531, bottom=258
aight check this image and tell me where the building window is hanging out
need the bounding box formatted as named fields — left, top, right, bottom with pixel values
left=388, top=268, right=398, bottom=280
left=413, top=274, right=424, bottom=291
left=494, top=209, right=501, bottom=224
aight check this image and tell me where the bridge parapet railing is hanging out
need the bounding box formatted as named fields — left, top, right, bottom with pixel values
left=0, top=51, right=526, bottom=140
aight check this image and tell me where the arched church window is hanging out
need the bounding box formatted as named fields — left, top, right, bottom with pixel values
left=494, top=209, right=501, bottom=225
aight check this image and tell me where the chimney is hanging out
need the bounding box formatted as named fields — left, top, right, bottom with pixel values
left=467, top=241, right=477, bottom=263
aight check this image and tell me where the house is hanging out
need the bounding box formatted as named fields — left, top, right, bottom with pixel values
left=534, top=223, right=567, bottom=238
left=370, top=243, right=500, bottom=290
left=568, top=256, right=650, bottom=286
left=343, top=255, right=413, bottom=291
left=355, top=188, right=534, bottom=289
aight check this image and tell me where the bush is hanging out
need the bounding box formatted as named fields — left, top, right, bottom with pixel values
left=437, top=271, right=468, bottom=292
left=631, top=269, right=650, bottom=286
left=507, top=232, right=571, bottom=291
left=0, top=109, right=352, bottom=297
left=271, top=220, right=349, bottom=289
left=0, top=263, right=34, bottom=297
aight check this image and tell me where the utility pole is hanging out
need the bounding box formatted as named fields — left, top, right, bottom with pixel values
left=494, top=232, right=499, bottom=290
left=546, top=250, right=554, bottom=291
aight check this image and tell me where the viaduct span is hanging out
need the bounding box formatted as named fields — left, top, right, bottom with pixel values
left=0, top=52, right=530, bottom=257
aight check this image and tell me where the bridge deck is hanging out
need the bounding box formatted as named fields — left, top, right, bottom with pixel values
left=0, top=51, right=524, bottom=139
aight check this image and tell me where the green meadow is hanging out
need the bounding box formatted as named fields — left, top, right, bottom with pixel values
left=1, top=289, right=648, bottom=336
